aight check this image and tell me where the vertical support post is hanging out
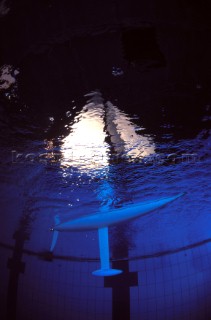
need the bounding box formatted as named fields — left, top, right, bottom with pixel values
left=92, top=227, right=122, bottom=276
left=98, top=227, right=110, bottom=270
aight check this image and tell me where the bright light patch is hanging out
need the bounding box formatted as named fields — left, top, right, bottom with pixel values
left=61, top=102, right=109, bottom=170
left=58, top=92, right=155, bottom=172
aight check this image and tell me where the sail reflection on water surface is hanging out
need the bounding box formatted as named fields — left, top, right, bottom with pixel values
left=60, top=91, right=155, bottom=172
left=61, top=93, right=109, bottom=170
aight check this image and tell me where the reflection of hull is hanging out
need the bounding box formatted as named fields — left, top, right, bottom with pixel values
left=54, top=193, right=184, bottom=232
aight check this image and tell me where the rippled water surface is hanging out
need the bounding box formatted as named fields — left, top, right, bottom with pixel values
left=2, top=4, right=211, bottom=319
left=1, top=89, right=211, bottom=260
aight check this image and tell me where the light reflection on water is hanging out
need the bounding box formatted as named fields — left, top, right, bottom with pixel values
left=56, top=91, right=155, bottom=173
left=0, top=90, right=211, bottom=258
left=60, top=92, right=109, bottom=170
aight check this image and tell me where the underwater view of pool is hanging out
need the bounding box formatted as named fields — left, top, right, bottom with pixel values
left=1, top=2, right=211, bottom=319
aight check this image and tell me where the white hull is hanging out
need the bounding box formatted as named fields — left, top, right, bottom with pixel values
left=54, top=193, right=184, bottom=232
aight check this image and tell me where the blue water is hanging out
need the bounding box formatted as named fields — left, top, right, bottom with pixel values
left=1, top=91, right=211, bottom=259
left=1, top=89, right=211, bottom=320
